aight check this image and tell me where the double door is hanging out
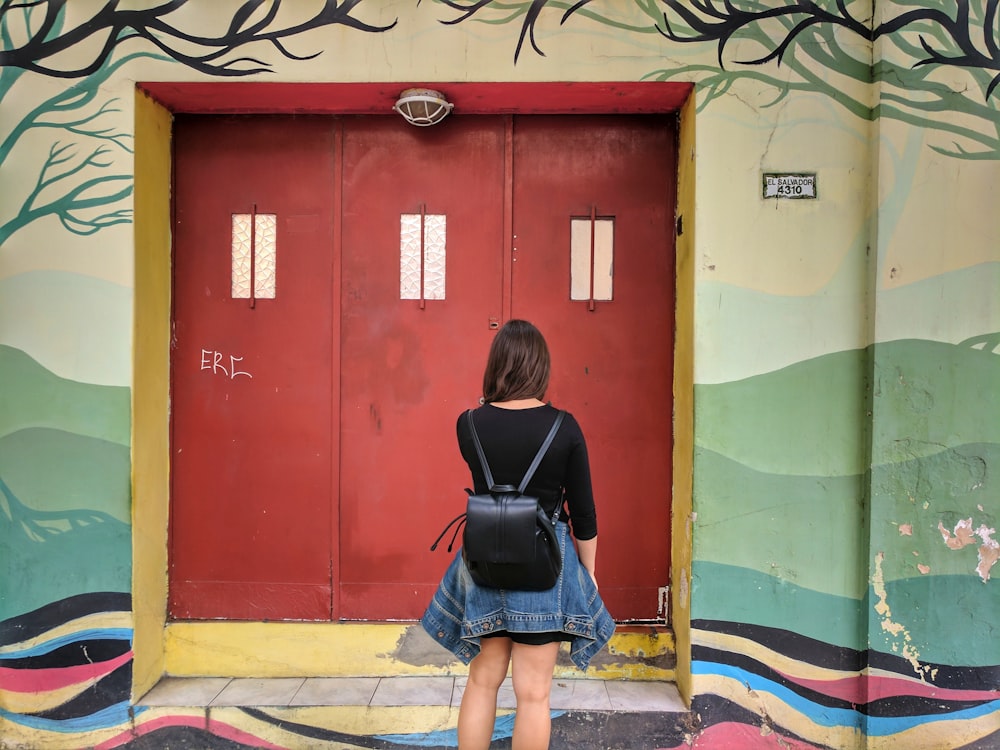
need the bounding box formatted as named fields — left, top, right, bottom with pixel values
left=170, top=114, right=675, bottom=622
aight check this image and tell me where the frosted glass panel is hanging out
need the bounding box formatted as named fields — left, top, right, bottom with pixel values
left=231, top=213, right=277, bottom=299
left=400, top=213, right=446, bottom=300
left=570, top=218, right=614, bottom=301
left=253, top=214, right=276, bottom=298
left=232, top=214, right=252, bottom=298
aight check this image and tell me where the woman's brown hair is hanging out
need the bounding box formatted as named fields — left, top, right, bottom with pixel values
left=482, top=319, right=551, bottom=402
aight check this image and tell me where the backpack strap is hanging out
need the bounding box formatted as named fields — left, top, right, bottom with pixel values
left=466, top=409, right=496, bottom=490
left=519, top=410, right=566, bottom=525
left=466, top=408, right=565, bottom=494
left=517, top=410, right=565, bottom=493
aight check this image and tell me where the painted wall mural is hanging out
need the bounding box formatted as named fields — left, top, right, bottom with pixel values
left=0, top=0, right=396, bottom=248
left=450, top=1, right=1000, bottom=157
left=1, top=1, right=997, bottom=749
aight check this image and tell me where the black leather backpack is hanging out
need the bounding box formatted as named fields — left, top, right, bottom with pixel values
left=432, top=409, right=565, bottom=590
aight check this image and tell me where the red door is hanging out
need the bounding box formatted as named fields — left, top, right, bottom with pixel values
left=511, top=116, right=675, bottom=618
left=170, top=114, right=674, bottom=622
left=170, top=116, right=337, bottom=620
left=338, top=116, right=506, bottom=618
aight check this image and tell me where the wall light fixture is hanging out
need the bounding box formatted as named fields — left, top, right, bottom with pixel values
left=393, top=88, right=454, bottom=126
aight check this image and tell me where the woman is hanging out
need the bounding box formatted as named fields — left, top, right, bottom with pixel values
left=422, top=319, right=615, bottom=750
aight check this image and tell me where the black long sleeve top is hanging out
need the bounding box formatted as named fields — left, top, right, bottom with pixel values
left=456, top=404, right=597, bottom=541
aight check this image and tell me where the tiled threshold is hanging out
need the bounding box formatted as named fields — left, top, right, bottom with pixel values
left=138, top=676, right=686, bottom=713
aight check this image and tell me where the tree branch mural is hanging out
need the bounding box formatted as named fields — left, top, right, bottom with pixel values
left=0, top=48, right=153, bottom=245
left=436, top=0, right=1000, bottom=159
left=0, top=0, right=396, bottom=77
left=658, top=0, right=1000, bottom=94
left=0, top=143, right=133, bottom=244
left=0, top=0, right=395, bottom=247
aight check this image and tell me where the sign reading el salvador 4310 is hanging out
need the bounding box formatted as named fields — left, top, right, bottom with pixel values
left=763, top=173, right=817, bottom=199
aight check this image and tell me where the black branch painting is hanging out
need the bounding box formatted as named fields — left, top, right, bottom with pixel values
left=0, top=0, right=394, bottom=247
left=0, top=0, right=396, bottom=78
left=437, top=0, right=1000, bottom=159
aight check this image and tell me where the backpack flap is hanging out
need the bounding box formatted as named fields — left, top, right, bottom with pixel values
left=465, top=490, right=539, bottom=564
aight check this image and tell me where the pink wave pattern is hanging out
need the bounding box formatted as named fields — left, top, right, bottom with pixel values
left=776, top=669, right=998, bottom=704
left=658, top=722, right=825, bottom=749
left=94, top=715, right=288, bottom=750
left=0, top=651, right=132, bottom=693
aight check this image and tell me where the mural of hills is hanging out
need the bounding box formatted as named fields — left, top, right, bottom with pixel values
left=695, top=337, right=1000, bottom=476
left=0, top=476, right=130, bottom=624
left=0, top=345, right=131, bottom=622
left=0, top=427, right=130, bottom=521
left=692, top=336, right=999, bottom=668
left=1, top=333, right=995, bottom=658
left=0, top=344, right=129, bottom=445
left=0, top=270, right=132, bottom=388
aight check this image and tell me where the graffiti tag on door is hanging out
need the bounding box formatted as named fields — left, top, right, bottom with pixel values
left=200, top=349, right=252, bottom=379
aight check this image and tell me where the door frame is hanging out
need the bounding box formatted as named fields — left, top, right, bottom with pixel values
left=133, top=81, right=697, bottom=700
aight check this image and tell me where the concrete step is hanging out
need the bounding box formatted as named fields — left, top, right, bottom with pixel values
left=139, top=675, right=685, bottom=712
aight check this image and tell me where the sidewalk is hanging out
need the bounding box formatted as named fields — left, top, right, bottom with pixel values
left=138, top=675, right=686, bottom=712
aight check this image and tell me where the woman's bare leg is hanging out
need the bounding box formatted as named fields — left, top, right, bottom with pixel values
left=510, top=641, right=560, bottom=750
left=458, top=636, right=512, bottom=750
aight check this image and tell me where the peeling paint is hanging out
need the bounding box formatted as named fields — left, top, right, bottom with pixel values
left=658, top=586, right=670, bottom=618
left=872, top=552, right=935, bottom=680
left=872, top=553, right=893, bottom=622
left=390, top=624, right=457, bottom=669
left=898, top=523, right=912, bottom=536
left=939, top=518, right=977, bottom=550
left=938, top=517, right=998, bottom=581
left=975, top=526, right=999, bottom=582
